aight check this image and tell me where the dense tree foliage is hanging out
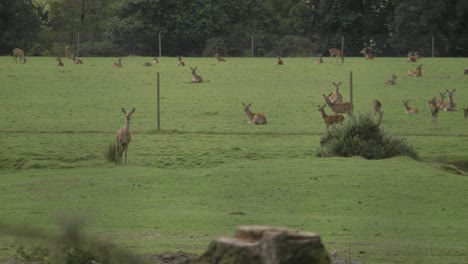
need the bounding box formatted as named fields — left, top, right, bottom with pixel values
left=0, top=0, right=467, bottom=56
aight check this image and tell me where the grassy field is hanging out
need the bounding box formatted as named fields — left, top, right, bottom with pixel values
left=0, top=56, right=467, bottom=263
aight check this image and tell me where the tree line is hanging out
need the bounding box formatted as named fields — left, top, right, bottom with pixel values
left=1, top=0, right=467, bottom=56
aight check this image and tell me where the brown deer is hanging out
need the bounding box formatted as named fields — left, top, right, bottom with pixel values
left=314, top=53, right=323, bottom=64
left=56, top=56, right=64, bottom=66
left=115, top=107, right=135, bottom=164
left=276, top=57, right=284, bottom=65
left=414, top=51, right=421, bottom=59
left=328, top=82, right=343, bottom=103
left=434, top=92, right=446, bottom=108
left=384, top=74, right=397, bottom=85
left=215, top=53, right=226, bottom=62
left=403, top=100, right=419, bottom=114
left=323, top=94, right=351, bottom=115
left=463, top=106, right=468, bottom=118
left=242, top=103, right=267, bottom=125
left=360, top=48, right=374, bottom=60
left=373, top=99, right=382, bottom=116
left=439, top=89, right=456, bottom=111
left=71, top=55, right=83, bottom=64
left=177, top=56, right=185, bottom=66
left=12, top=48, right=26, bottom=64
left=407, top=51, right=418, bottom=62
left=152, top=56, right=159, bottom=64
left=464, top=68, right=468, bottom=75
left=112, top=58, right=122, bottom=68
left=407, top=64, right=422, bottom=77
left=317, top=104, right=344, bottom=127
left=144, top=57, right=159, bottom=67
left=190, top=67, right=203, bottom=83
left=65, top=44, right=72, bottom=59
left=329, top=48, right=344, bottom=63
left=428, top=97, right=439, bottom=129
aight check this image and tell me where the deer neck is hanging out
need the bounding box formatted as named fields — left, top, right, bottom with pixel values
left=319, top=109, right=327, bottom=119
left=244, top=109, right=254, bottom=120
left=122, top=118, right=131, bottom=138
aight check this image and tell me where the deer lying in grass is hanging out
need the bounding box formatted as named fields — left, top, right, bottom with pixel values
left=464, top=106, right=468, bottom=118
left=190, top=67, right=203, bottom=83
left=407, top=64, right=422, bottom=77
left=177, top=56, right=185, bottom=66
left=12, top=48, right=26, bottom=64
left=407, top=51, right=418, bottom=62
left=328, top=82, right=343, bottom=103
left=115, top=107, right=135, bottom=164
left=276, top=57, right=284, bottom=65
left=112, top=58, right=122, bottom=68
left=317, top=104, right=344, bottom=127
left=360, top=48, right=374, bottom=60
left=323, top=94, right=351, bottom=115
left=314, top=53, right=323, bottom=64
left=144, top=57, right=159, bottom=67
left=56, top=56, right=64, bottom=66
left=329, top=48, right=344, bottom=63
left=215, top=53, right=226, bottom=62
left=152, top=57, right=159, bottom=64
left=428, top=97, right=439, bottom=129
left=403, top=100, right=419, bottom=114
left=464, top=68, right=468, bottom=75
left=373, top=99, right=382, bottom=116
left=242, top=103, right=267, bottom=125
left=71, top=55, right=83, bottom=64
left=384, top=74, right=397, bottom=85
left=439, top=89, right=456, bottom=111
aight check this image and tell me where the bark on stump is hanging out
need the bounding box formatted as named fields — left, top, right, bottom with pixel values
left=191, top=225, right=331, bottom=264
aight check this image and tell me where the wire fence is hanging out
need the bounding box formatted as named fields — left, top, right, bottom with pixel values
left=2, top=33, right=468, bottom=58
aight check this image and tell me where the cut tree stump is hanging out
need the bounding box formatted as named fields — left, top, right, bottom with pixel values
left=190, top=225, right=331, bottom=264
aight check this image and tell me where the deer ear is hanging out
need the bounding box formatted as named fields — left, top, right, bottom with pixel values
left=130, top=108, right=136, bottom=114
left=338, top=82, right=341, bottom=85
left=121, top=107, right=126, bottom=113
left=242, top=102, right=245, bottom=106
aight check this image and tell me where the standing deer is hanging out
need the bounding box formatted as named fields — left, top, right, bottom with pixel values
left=56, top=56, right=64, bottom=66
left=314, top=53, right=323, bottom=64
left=112, top=58, right=122, bottom=68
left=329, top=48, right=343, bottom=62
left=177, top=56, right=185, bottom=66
left=373, top=99, right=382, bottom=116
left=384, top=74, right=397, bottom=85
left=360, top=48, right=374, bottom=60
left=407, top=51, right=418, bottom=62
left=434, top=92, right=446, bottom=108
left=323, top=94, right=351, bottom=115
left=403, top=100, right=419, bottom=114
left=242, top=103, right=267, bottom=125
left=276, top=57, right=284, bottom=65
left=115, top=107, right=135, bottom=164
left=439, top=89, right=456, bottom=111
left=12, top=48, right=26, bottom=64
left=190, top=67, right=203, bottom=83
left=215, top=53, right=226, bottom=62
left=407, top=64, right=422, bottom=77
left=65, top=44, right=72, bottom=59
left=463, top=106, right=468, bottom=118
left=428, top=97, right=439, bottom=129
left=317, top=104, right=344, bottom=127
left=328, top=82, right=343, bottom=103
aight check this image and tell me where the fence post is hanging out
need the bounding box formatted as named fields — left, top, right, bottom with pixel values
left=156, top=72, right=161, bottom=130
left=77, top=33, right=80, bottom=56
left=349, top=71, right=353, bottom=118
left=159, top=33, right=162, bottom=58
left=251, top=36, right=254, bottom=58
left=431, top=36, right=434, bottom=58
left=341, top=36, right=345, bottom=56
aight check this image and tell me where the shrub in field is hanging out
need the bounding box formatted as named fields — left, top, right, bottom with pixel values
left=316, top=113, right=418, bottom=160
left=105, top=143, right=117, bottom=163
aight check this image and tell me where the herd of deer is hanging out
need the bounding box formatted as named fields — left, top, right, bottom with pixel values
left=10, top=46, right=468, bottom=164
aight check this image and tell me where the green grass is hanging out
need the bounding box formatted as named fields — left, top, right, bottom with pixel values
left=0, top=56, right=467, bottom=263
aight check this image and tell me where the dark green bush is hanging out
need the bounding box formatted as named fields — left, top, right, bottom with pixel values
left=316, top=113, right=418, bottom=160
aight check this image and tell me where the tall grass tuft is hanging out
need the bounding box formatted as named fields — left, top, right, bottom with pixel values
left=105, top=143, right=117, bottom=163
left=317, top=113, right=418, bottom=160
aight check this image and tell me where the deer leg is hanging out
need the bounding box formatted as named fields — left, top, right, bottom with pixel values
left=124, top=145, right=128, bottom=164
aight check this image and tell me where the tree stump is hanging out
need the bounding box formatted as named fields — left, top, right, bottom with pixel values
left=190, top=225, right=331, bottom=264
